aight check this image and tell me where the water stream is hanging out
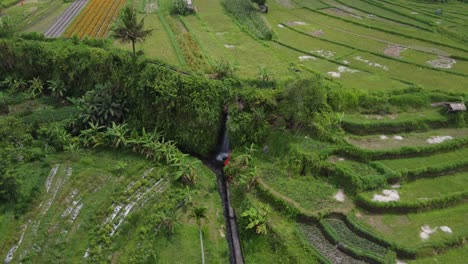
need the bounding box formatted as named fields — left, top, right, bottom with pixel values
left=205, top=112, right=244, bottom=264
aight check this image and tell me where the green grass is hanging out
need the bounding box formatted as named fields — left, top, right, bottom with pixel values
left=355, top=203, right=468, bottom=248
left=346, top=128, right=468, bottom=150
left=114, top=10, right=181, bottom=66
left=0, top=150, right=228, bottom=263
left=22, top=1, right=71, bottom=33
left=298, top=6, right=468, bottom=53
left=333, top=0, right=432, bottom=30
left=343, top=109, right=446, bottom=124
left=1, top=0, right=64, bottom=30
left=184, top=0, right=291, bottom=78
left=287, top=7, right=468, bottom=57
left=332, top=158, right=384, bottom=187
left=409, top=245, right=468, bottom=264
left=258, top=161, right=349, bottom=213
left=379, top=147, right=468, bottom=171
left=362, top=171, right=468, bottom=202
left=342, top=51, right=468, bottom=93
left=234, top=193, right=322, bottom=264
left=114, top=158, right=229, bottom=263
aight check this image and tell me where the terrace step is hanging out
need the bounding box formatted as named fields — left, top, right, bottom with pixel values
left=299, top=223, right=369, bottom=264
left=320, top=217, right=396, bottom=263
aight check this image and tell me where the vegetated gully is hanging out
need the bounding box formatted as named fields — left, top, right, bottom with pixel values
left=200, top=112, right=244, bottom=264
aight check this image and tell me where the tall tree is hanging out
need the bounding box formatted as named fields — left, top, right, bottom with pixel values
left=190, top=205, right=207, bottom=264
left=111, top=6, right=153, bottom=56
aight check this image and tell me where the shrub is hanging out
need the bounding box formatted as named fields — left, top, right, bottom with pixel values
left=279, top=77, right=340, bottom=140
left=223, top=0, right=273, bottom=40
left=213, top=59, right=238, bottom=79
left=171, top=0, right=193, bottom=15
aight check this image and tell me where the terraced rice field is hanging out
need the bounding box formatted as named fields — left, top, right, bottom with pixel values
left=378, top=147, right=468, bottom=172
left=346, top=128, right=468, bottom=150
left=323, top=218, right=391, bottom=258
left=63, top=0, right=126, bottom=39
left=2, top=0, right=467, bottom=263
left=356, top=203, right=468, bottom=248
left=299, top=223, right=366, bottom=264
left=362, top=171, right=468, bottom=202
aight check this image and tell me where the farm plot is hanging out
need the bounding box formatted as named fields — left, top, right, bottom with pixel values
left=0, top=151, right=163, bottom=263
left=281, top=19, right=468, bottom=74
left=330, top=157, right=381, bottom=180
left=63, top=0, right=126, bottom=39
left=355, top=203, right=468, bottom=248
left=323, top=218, right=393, bottom=259
left=182, top=0, right=291, bottom=78
left=329, top=0, right=433, bottom=30
left=294, top=5, right=467, bottom=52
left=285, top=7, right=468, bottom=58
left=341, top=109, right=449, bottom=135
left=0, top=0, right=65, bottom=31
left=345, top=128, right=468, bottom=150
left=272, top=25, right=416, bottom=91
left=258, top=161, right=350, bottom=214
left=44, top=0, right=89, bottom=38
left=361, top=171, right=468, bottom=203
left=269, top=41, right=409, bottom=91
left=341, top=51, right=468, bottom=93
left=114, top=12, right=181, bottom=66
left=409, top=245, right=468, bottom=264
left=299, top=223, right=366, bottom=264
left=378, top=147, right=468, bottom=172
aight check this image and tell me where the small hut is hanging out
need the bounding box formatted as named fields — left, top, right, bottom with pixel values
left=186, top=0, right=194, bottom=10
left=444, top=103, right=466, bottom=112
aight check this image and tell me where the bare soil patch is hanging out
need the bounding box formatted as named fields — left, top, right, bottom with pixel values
left=325, top=8, right=362, bottom=19
left=327, top=66, right=359, bottom=78
left=286, top=21, right=307, bottom=26
left=384, top=44, right=406, bottom=58
left=298, top=55, right=316, bottom=61
left=310, top=30, right=325, bottom=37
left=427, top=56, right=457, bottom=69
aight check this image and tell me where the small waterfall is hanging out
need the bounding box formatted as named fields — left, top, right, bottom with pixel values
left=202, top=110, right=243, bottom=263
left=216, top=114, right=230, bottom=163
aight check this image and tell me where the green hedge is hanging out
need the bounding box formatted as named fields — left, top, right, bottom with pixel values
left=0, top=38, right=228, bottom=155
left=341, top=115, right=449, bottom=135
left=336, top=137, right=468, bottom=161
left=356, top=191, right=468, bottom=213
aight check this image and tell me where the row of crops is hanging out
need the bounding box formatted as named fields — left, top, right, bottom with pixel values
left=63, top=0, right=126, bottom=39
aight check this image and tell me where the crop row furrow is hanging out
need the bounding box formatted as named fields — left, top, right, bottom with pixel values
left=45, top=0, right=89, bottom=38
left=63, top=0, right=124, bottom=39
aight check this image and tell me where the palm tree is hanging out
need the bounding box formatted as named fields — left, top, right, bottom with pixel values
left=190, top=205, right=207, bottom=264
left=111, top=6, right=153, bottom=57
left=157, top=211, right=181, bottom=236
left=173, top=161, right=198, bottom=186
